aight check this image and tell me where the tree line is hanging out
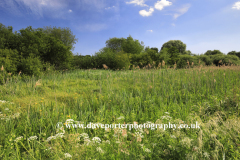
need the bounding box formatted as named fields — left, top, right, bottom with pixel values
left=1, top=23, right=240, bottom=84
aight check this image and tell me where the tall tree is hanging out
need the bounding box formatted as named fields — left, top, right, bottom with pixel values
left=105, top=37, right=126, bottom=52
left=204, top=50, right=223, bottom=56
left=41, top=26, right=78, bottom=51
left=122, top=35, right=144, bottom=55
left=161, top=40, right=186, bottom=54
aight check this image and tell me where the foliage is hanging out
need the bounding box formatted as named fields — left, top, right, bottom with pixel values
left=204, top=50, right=223, bottom=56
left=199, top=55, right=212, bottom=66
left=105, top=35, right=144, bottom=55
left=177, top=54, right=198, bottom=69
left=227, top=51, right=240, bottom=59
left=161, top=40, right=186, bottom=54
left=18, top=54, right=44, bottom=78
left=167, top=46, right=180, bottom=66
left=41, top=26, right=78, bottom=51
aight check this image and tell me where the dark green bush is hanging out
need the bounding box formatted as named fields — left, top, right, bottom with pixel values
left=18, top=54, right=43, bottom=78
left=199, top=55, right=212, bottom=66
left=177, top=55, right=198, bottom=69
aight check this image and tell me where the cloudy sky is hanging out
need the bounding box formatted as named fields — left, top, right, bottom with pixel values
left=0, top=0, right=240, bottom=55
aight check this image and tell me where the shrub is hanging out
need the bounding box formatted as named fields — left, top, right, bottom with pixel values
left=18, top=54, right=43, bottom=78
left=177, top=55, right=198, bottom=69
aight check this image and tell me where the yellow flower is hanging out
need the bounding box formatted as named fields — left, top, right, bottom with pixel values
left=40, top=110, right=42, bottom=112
left=67, top=115, right=71, bottom=118
left=41, top=101, right=43, bottom=102
left=41, top=98, right=44, bottom=100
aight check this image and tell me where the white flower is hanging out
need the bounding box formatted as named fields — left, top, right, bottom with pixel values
left=45, top=147, right=52, bottom=150
left=96, top=147, right=104, bottom=154
left=92, top=137, right=101, bottom=143
left=12, top=112, right=20, bottom=119
left=46, top=136, right=56, bottom=142
left=65, top=119, right=74, bottom=124
left=5, top=108, right=9, bottom=111
left=84, top=139, right=91, bottom=146
left=203, top=152, right=210, bottom=158
left=117, top=116, right=124, bottom=120
left=165, top=112, right=169, bottom=115
left=80, top=133, right=89, bottom=140
left=134, top=132, right=144, bottom=138
left=55, top=133, right=64, bottom=138
left=64, top=153, right=72, bottom=158
left=161, top=115, right=172, bottom=120
left=170, top=135, right=176, bottom=138
left=144, top=148, right=151, bottom=153
left=28, top=136, right=38, bottom=141
left=14, top=136, right=23, bottom=142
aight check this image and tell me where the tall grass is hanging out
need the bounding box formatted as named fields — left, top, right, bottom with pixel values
left=0, top=66, right=240, bottom=159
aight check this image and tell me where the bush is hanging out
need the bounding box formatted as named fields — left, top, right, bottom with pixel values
left=114, top=51, right=131, bottom=70
left=199, top=55, right=212, bottom=66
left=18, top=54, right=44, bottom=78
left=0, top=49, right=19, bottom=74
left=177, top=55, right=198, bottom=69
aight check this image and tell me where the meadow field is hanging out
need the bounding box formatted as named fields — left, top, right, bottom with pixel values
left=0, top=66, right=240, bottom=160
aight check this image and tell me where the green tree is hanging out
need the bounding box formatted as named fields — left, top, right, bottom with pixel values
left=227, top=51, right=240, bottom=59
left=167, top=46, right=180, bottom=66
left=105, top=35, right=144, bottom=55
left=122, top=35, right=144, bottom=55
left=204, top=50, right=223, bottom=56
left=41, top=26, right=78, bottom=51
left=105, top=37, right=126, bottom=52
left=151, top=47, right=158, bottom=53
left=161, top=40, right=186, bottom=54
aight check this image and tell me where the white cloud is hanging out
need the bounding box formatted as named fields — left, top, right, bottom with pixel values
left=139, top=7, right=154, bottom=17
left=173, top=4, right=190, bottom=19
left=232, top=2, right=240, bottom=10
left=105, top=6, right=115, bottom=10
left=171, top=23, right=175, bottom=26
left=147, top=30, right=153, bottom=32
left=154, top=0, right=172, bottom=11
left=126, top=0, right=148, bottom=7
left=68, top=9, right=72, bottom=13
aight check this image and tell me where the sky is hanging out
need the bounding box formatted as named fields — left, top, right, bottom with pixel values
left=0, top=0, right=240, bottom=55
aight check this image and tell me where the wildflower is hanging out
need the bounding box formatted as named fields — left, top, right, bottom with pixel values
left=46, top=136, right=56, bottom=142
left=164, top=112, right=169, bottom=115
left=45, top=147, right=52, bottom=150
left=161, top=115, right=172, bottom=120
left=117, top=116, right=125, bottom=120
left=28, top=136, right=38, bottom=141
left=80, top=133, right=89, bottom=140
left=5, top=108, right=9, bottom=111
left=203, top=152, right=210, bottom=158
left=12, top=112, right=20, bottom=119
left=55, top=133, right=64, bottom=138
left=92, top=137, right=101, bottom=143
left=64, top=153, right=72, bottom=158
left=144, top=148, right=151, bottom=153
left=96, top=147, right=104, bottom=153
left=84, top=139, right=91, bottom=146
left=65, top=119, right=74, bottom=124
left=181, top=137, right=193, bottom=148
left=14, top=136, right=23, bottom=142
left=170, top=135, right=176, bottom=138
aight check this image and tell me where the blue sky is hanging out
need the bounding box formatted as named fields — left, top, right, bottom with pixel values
left=0, top=0, right=240, bottom=55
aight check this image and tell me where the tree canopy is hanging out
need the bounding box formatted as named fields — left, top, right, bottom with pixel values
left=160, top=40, right=186, bottom=54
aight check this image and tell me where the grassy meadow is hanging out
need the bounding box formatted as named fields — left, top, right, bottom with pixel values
left=0, top=65, right=240, bottom=159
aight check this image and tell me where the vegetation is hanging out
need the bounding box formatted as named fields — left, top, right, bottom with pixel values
left=1, top=66, right=240, bottom=159
left=1, top=22, right=240, bottom=159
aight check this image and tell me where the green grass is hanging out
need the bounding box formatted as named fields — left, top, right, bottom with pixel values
left=0, top=66, right=240, bottom=159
